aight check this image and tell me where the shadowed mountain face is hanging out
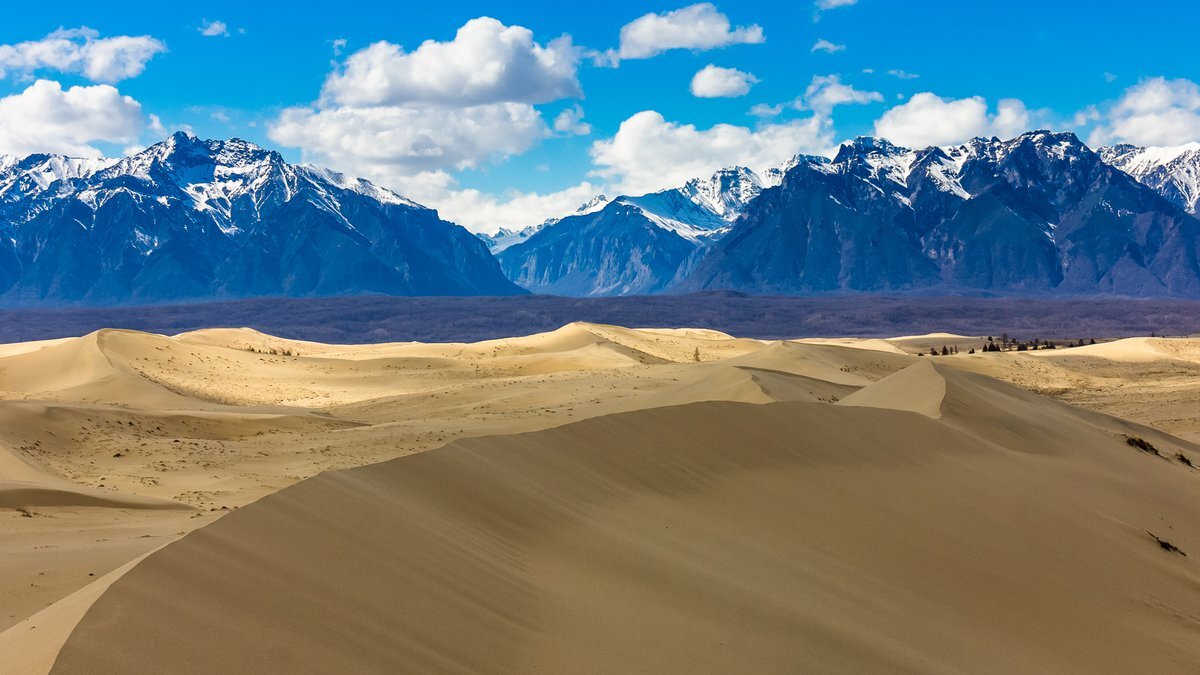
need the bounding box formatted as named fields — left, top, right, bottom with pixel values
left=679, top=132, right=1200, bottom=297
left=0, top=133, right=522, bottom=305
left=498, top=166, right=780, bottom=296
left=1100, top=143, right=1200, bottom=215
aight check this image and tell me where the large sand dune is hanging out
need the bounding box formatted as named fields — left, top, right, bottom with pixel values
left=52, top=368, right=1200, bottom=673
left=3, top=326, right=1200, bottom=672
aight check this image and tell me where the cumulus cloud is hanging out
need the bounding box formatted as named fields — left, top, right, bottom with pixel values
left=269, top=102, right=546, bottom=177
left=873, top=92, right=1030, bottom=147
left=199, top=20, right=229, bottom=38
left=553, top=104, right=591, bottom=135
left=424, top=180, right=604, bottom=233
left=320, top=17, right=581, bottom=107
left=887, top=69, right=919, bottom=80
left=270, top=16, right=596, bottom=229
left=690, top=65, right=758, bottom=98
left=1088, top=77, right=1200, bottom=147
left=750, top=74, right=880, bottom=118
left=590, top=110, right=832, bottom=195
left=0, top=79, right=146, bottom=157
left=0, top=27, right=166, bottom=83
left=816, top=0, right=858, bottom=9
left=614, top=4, right=764, bottom=61
left=802, top=74, right=881, bottom=113
left=811, top=39, right=844, bottom=54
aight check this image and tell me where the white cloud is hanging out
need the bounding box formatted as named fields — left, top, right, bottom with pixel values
left=887, top=69, right=919, bottom=80
left=423, top=180, right=604, bottom=233
left=1088, top=77, right=1200, bottom=147
left=553, top=104, right=591, bottom=135
left=0, top=27, right=166, bottom=83
left=749, top=102, right=784, bottom=117
left=811, top=39, right=844, bottom=54
left=321, top=17, right=581, bottom=107
left=991, top=99, right=1031, bottom=139
left=0, top=79, right=145, bottom=157
left=816, top=0, right=858, bottom=8
left=590, top=110, right=832, bottom=195
left=690, top=65, right=758, bottom=98
left=269, top=102, right=546, bottom=178
left=873, top=92, right=1030, bottom=147
left=269, top=16, right=603, bottom=233
left=199, top=20, right=229, bottom=38
left=802, top=74, right=881, bottom=113
left=750, top=74, right=879, bottom=118
left=616, top=3, right=764, bottom=61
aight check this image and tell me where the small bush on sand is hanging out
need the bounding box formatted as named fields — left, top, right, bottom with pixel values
left=1125, top=435, right=1162, bottom=457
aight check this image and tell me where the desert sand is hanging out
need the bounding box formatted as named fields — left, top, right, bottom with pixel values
left=2, top=324, right=1200, bottom=672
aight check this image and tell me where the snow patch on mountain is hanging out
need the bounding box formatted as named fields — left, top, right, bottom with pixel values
left=1100, top=142, right=1200, bottom=214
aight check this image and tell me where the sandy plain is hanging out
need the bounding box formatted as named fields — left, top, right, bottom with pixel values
left=2, top=323, right=1200, bottom=673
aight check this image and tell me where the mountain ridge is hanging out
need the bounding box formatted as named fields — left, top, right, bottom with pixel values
left=0, top=132, right=522, bottom=305
left=496, top=164, right=784, bottom=296
left=677, top=130, right=1200, bottom=297
left=6, top=130, right=1200, bottom=304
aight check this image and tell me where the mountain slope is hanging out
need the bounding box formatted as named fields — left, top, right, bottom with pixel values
left=1100, top=143, right=1200, bottom=215
left=679, top=132, right=1200, bottom=297
left=498, top=166, right=777, bottom=296
left=477, top=195, right=609, bottom=254
left=0, top=133, right=522, bottom=305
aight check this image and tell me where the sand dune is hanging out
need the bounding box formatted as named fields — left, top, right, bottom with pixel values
left=51, top=365, right=1200, bottom=673
left=838, top=359, right=947, bottom=418
left=4, top=326, right=1200, bottom=671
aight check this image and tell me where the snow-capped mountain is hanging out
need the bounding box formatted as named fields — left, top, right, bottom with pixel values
left=476, top=225, right=542, bottom=254
left=497, top=165, right=776, bottom=296
left=1100, top=143, right=1200, bottom=214
left=679, top=131, right=1200, bottom=297
left=476, top=195, right=610, bottom=253
left=0, top=132, right=521, bottom=304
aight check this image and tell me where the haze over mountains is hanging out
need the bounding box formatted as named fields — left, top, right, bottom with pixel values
left=3, top=130, right=1200, bottom=304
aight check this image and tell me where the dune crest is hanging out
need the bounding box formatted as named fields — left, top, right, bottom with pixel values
left=837, top=359, right=947, bottom=418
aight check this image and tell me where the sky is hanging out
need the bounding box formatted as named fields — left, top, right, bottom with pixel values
left=3, top=0, right=1200, bottom=232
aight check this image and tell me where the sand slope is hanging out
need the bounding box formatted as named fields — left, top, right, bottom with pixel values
left=52, top=363, right=1200, bottom=673
left=0, top=323, right=869, bottom=634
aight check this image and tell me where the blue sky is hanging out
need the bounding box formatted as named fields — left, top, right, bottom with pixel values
left=4, top=1, right=1200, bottom=231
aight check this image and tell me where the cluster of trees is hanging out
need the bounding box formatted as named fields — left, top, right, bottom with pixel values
left=922, top=335, right=1099, bottom=357
left=926, top=345, right=960, bottom=356
left=982, top=335, right=1098, bottom=352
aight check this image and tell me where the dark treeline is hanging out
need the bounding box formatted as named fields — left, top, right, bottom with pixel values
left=926, top=335, right=1100, bottom=357
left=0, top=293, right=1199, bottom=344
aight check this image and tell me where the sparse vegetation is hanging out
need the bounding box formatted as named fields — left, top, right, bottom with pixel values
left=242, top=346, right=298, bottom=357
left=1147, top=531, right=1187, bottom=557
left=1175, top=452, right=1195, bottom=468
left=1126, top=435, right=1162, bottom=457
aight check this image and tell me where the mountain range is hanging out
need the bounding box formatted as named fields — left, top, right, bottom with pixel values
left=505, top=131, right=1200, bottom=298
left=0, top=132, right=520, bottom=304
left=680, top=132, right=1200, bottom=296
left=3, top=130, right=1200, bottom=305
left=495, top=165, right=791, bottom=296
